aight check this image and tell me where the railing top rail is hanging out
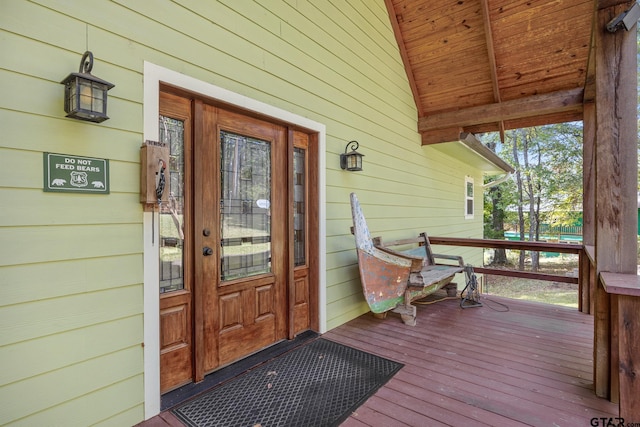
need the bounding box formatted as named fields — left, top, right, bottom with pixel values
left=429, top=236, right=583, bottom=254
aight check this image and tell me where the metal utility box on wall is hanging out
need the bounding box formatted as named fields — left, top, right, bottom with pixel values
left=140, top=140, right=170, bottom=207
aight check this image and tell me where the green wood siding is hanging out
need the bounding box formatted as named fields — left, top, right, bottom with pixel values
left=1, top=1, right=485, bottom=424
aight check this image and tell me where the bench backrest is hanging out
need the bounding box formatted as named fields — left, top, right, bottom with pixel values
left=373, top=233, right=436, bottom=267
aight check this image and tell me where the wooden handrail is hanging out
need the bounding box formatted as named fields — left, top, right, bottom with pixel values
left=600, top=272, right=640, bottom=297
left=427, top=236, right=583, bottom=284
left=429, top=236, right=582, bottom=254
left=473, top=267, right=578, bottom=284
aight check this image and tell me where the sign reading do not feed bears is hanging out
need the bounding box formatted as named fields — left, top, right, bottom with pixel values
left=43, top=153, right=109, bottom=194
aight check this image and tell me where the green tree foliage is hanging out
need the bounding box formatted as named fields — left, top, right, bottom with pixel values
left=480, top=123, right=583, bottom=269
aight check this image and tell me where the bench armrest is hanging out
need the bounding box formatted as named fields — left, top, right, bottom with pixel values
left=432, top=253, right=465, bottom=268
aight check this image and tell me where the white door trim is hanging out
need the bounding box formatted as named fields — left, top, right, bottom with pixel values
left=142, top=62, right=327, bottom=418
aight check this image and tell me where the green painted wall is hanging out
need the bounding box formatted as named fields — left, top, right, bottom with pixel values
left=0, top=0, right=485, bottom=424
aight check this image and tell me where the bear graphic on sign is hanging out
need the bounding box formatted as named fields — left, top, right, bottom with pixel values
left=70, top=171, right=88, bottom=188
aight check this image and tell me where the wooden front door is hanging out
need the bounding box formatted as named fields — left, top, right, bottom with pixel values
left=159, top=91, right=315, bottom=393
left=197, top=105, right=288, bottom=371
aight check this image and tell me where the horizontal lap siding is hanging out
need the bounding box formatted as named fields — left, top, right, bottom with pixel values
left=0, top=0, right=484, bottom=424
left=1, top=1, right=146, bottom=425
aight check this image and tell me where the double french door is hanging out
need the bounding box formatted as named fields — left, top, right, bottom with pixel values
left=157, top=91, right=316, bottom=392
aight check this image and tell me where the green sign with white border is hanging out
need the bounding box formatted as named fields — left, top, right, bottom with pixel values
left=43, top=152, right=109, bottom=194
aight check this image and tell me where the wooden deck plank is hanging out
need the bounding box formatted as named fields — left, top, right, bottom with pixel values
left=331, top=321, right=602, bottom=407
left=354, top=394, right=452, bottom=426
left=139, top=295, right=618, bottom=426
left=379, top=308, right=594, bottom=365
left=329, top=324, right=610, bottom=423
left=336, top=315, right=593, bottom=389
left=339, top=406, right=383, bottom=427
left=376, top=377, right=528, bottom=426
left=324, top=295, right=618, bottom=426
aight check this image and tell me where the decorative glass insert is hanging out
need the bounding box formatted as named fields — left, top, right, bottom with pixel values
left=159, top=115, right=186, bottom=293
left=220, top=131, right=271, bottom=281
left=293, top=147, right=306, bottom=267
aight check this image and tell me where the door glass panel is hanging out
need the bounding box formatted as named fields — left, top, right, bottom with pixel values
left=159, top=115, right=185, bottom=293
left=220, top=131, right=271, bottom=281
left=293, top=147, right=306, bottom=266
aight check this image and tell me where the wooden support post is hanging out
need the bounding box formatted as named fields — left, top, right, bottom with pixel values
left=594, top=280, right=611, bottom=398
left=582, top=102, right=595, bottom=315
left=578, top=251, right=588, bottom=313
left=594, top=0, right=639, bottom=416
left=618, top=295, right=640, bottom=416
left=610, top=294, right=619, bottom=403
left=601, top=273, right=640, bottom=419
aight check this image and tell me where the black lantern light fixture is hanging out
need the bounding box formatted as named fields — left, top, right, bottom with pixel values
left=339, top=140, right=364, bottom=171
left=61, top=51, right=115, bottom=123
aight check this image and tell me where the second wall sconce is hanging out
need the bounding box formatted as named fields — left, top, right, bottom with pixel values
left=61, top=51, right=115, bottom=123
left=340, top=140, right=364, bottom=171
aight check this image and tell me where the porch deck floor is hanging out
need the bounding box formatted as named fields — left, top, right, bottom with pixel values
left=138, top=295, right=618, bottom=427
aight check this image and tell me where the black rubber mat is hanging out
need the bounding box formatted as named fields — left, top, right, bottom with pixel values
left=171, top=338, right=403, bottom=427
left=162, top=331, right=318, bottom=411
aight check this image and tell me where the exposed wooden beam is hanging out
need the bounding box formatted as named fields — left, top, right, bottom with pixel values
left=584, top=4, right=597, bottom=103
left=418, top=88, right=584, bottom=132
left=420, top=127, right=463, bottom=145
left=464, top=110, right=585, bottom=134
left=480, top=0, right=500, bottom=103
left=479, top=0, right=505, bottom=143
left=384, top=0, right=424, bottom=117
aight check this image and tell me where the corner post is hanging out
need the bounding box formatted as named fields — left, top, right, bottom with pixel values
left=594, top=0, right=639, bottom=416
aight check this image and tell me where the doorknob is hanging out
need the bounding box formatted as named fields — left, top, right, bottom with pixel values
left=203, top=247, right=213, bottom=256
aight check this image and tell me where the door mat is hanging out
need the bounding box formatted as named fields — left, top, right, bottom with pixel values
left=162, top=331, right=318, bottom=411
left=171, top=338, right=403, bottom=427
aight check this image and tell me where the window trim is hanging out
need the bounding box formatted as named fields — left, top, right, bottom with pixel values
left=465, top=176, right=474, bottom=220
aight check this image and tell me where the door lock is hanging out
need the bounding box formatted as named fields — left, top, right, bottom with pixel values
left=203, top=246, right=213, bottom=256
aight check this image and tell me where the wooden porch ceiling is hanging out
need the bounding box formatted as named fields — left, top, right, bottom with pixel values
left=385, top=0, right=600, bottom=145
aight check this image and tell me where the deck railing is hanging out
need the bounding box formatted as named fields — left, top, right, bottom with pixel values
left=428, top=236, right=594, bottom=314
left=370, top=234, right=640, bottom=407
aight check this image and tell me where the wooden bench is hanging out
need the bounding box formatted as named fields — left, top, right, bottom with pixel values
left=350, top=192, right=464, bottom=325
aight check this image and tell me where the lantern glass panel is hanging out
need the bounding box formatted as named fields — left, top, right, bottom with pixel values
left=68, top=82, right=77, bottom=112
left=79, top=80, right=93, bottom=111
left=346, top=153, right=362, bottom=171
left=93, top=83, right=107, bottom=113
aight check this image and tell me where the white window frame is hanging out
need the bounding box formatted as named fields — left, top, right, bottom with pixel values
left=465, top=176, right=474, bottom=219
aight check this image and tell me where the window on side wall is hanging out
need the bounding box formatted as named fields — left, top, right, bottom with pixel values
left=465, top=176, right=474, bottom=219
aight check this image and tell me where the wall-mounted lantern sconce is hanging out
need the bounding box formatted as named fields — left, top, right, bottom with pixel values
left=60, top=51, right=115, bottom=123
left=339, top=140, right=364, bottom=171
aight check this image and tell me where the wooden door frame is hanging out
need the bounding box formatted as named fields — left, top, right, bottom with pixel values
left=142, top=62, right=327, bottom=420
